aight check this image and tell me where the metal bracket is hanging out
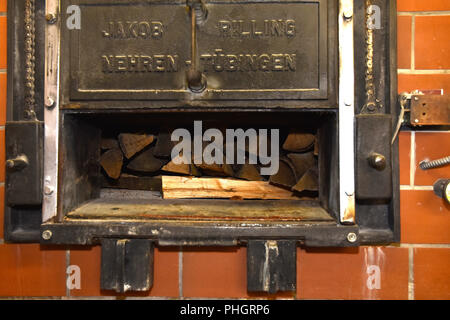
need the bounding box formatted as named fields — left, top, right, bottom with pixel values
left=43, top=0, right=61, bottom=222
left=410, top=95, right=450, bottom=127
left=5, top=121, right=44, bottom=206
left=100, top=239, right=154, bottom=293
left=247, top=240, right=297, bottom=294
left=356, top=114, right=393, bottom=200
left=339, top=0, right=356, bottom=224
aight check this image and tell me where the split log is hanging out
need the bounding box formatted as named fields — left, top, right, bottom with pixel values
left=282, top=131, right=315, bottom=152
left=292, top=167, right=319, bottom=193
left=287, top=152, right=316, bottom=180
left=153, top=129, right=174, bottom=159
left=100, top=148, right=123, bottom=180
left=161, top=161, right=191, bottom=175
left=223, top=164, right=235, bottom=177
left=196, top=163, right=224, bottom=175
left=269, top=158, right=297, bottom=189
left=162, top=176, right=300, bottom=200
left=126, top=147, right=166, bottom=173
left=118, top=133, right=155, bottom=159
left=197, top=163, right=235, bottom=177
left=235, top=164, right=263, bottom=181
left=161, top=160, right=202, bottom=177
left=101, top=138, right=119, bottom=151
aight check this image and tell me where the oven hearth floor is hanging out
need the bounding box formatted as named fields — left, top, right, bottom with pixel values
left=65, top=198, right=335, bottom=223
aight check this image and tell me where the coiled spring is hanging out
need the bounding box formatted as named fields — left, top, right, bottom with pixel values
left=419, top=156, right=450, bottom=170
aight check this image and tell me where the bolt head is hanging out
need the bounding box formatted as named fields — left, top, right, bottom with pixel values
left=44, top=185, right=54, bottom=196
left=42, top=230, right=52, bottom=240
left=45, top=13, right=57, bottom=24
left=343, top=9, right=353, bottom=20
left=374, top=156, right=384, bottom=165
left=45, top=97, right=55, bottom=109
left=368, top=153, right=387, bottom=171
left=347, top=232, right=357, bottom=243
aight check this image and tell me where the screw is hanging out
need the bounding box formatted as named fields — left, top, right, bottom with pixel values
left=44, top=185, right=54, bottom=196
left=42, top=230, right=52, bottom=240
left=45, top=97, right=55, bottom=109
left=347, top=232, right=357, bottom=243
left=343, top=9, right=353, bottom=21
left=186, top=68, right=207, bottom=93
left=366, top=101, right=377, bottom=112
left=414, top=119, right=419, bottom=123
left=414, top=96, right=419, bottom=101
left=45, top=13, right=57, bottom=24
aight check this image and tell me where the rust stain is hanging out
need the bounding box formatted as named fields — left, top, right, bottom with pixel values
left=342, top=193, right=355, bottom=224
left=61, top=103, right=82, bottom=109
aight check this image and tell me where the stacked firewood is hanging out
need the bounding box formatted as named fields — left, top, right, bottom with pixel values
left=100, top=129, right=318, bottom=199
left=270, top=130, right=319, bottom=194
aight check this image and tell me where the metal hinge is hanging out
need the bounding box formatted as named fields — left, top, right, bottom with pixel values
left=396, top=90, right=449, bottom=129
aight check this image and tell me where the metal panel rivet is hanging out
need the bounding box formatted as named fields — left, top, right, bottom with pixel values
left=42, top=230, right=53, bottom=240
left=347, top=233, right=357, bottom=243
left=343, top=10, right=353, bottom=21
left=44, top=185, right=54, bottom=196
left=45, top=13, right=57, bottom=24
left=45, top=97, right=55, bottom=109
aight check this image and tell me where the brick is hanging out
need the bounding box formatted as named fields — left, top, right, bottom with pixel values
left=397, top=0, right=450, bottom=12
left=415, top=132, right=450, bottom=186
left=414, top=248, right=450, bottom=300
left=0, top=17, right=5, bottom=70
left=0, top=0, right=5, bottom=13
left=0, top=186, right=4, bottom=239
left=397, top=16, right=412, bottom=69
left=0, top=129, right=4, bottom=183
left=0, top=73, right=6, bottom=126
left=183, top=247, right=247, bottom=298
left=399, top=131, right=411, bottom=186
left=0, top=244, right=66, bottom=296
left=398, top=74, right=450, bottom=94
left=297, top=247, right=409, bottom=300
left=401, top=190, right=450, bottom=244
left=69, top=245, right=179, bottom=297
left=183, top=247, right=292, bottom=299
left=415, top=16, right=450, bottom=70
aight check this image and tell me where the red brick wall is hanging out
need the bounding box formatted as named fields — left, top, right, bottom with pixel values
left=0, top=0, right=449, bottom=299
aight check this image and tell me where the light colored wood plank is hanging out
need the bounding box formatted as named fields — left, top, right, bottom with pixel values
left=162, top=176, right=300, bottom=200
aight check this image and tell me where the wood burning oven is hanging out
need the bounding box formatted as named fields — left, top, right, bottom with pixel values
left=4, top=0, right=400, bottom=293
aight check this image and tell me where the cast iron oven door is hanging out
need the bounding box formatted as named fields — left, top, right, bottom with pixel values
left=4, top=0, right=400, bottom=294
